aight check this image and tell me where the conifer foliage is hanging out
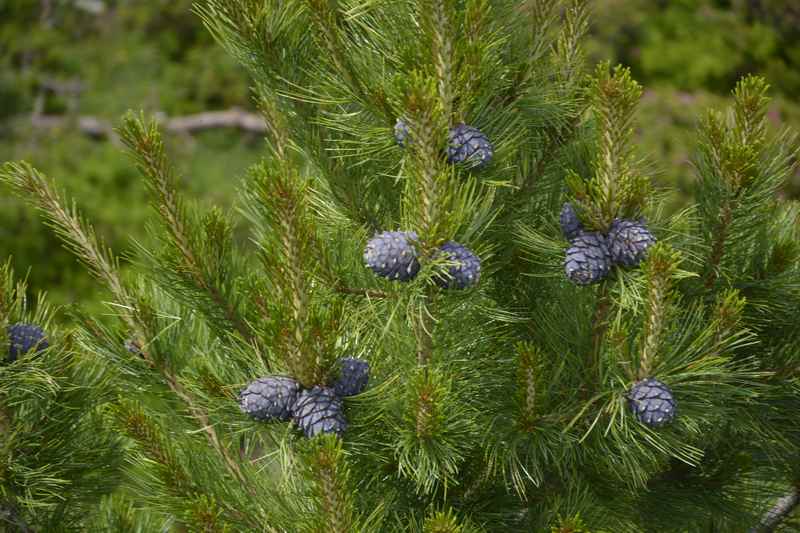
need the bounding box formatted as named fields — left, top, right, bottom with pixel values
left=2, top=1, right=800, bottom=531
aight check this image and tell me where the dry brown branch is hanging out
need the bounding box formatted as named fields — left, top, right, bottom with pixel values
left=26, top=108, right=267, bottom=140
left=750, top=487, right=800, bottom=533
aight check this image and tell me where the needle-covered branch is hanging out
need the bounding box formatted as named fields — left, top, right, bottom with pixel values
left=118, top=113, right=255, bottom=345
left=567, top=63, right=649, bottom=231
left=0, top=161, right=252, bottom=508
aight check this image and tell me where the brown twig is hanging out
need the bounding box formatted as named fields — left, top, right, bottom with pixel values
left=336, top=286, right=388, bottom=299
left=750, top=487, right=800, bottom=533
left=25, top=108, right=267, bottom=141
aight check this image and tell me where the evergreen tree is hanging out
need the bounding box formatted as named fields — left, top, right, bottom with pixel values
left=2, top=1, right=800, bottom=531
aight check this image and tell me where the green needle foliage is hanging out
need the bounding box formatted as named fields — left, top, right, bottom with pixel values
left=1, top=1, right=800, bottom=531
left=0, top=262, right=124, bottom=531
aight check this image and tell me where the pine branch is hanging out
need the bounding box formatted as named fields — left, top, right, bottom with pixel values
left=117, top=402, right=194, bottom=493
left=698, top=76, right=774, bottom=290
left=0, top=162, right=253, bottom=503
left=639, top=244, right=680, bottom=378
left=160, top=376, right=260, bottom=509
left=704, top=202, right=733, bottom=289
left=553, top=0, right=590, bottom=85
left=304, top=0, right=392, bottom=119
left=249, top=161, right=330, bottom=386
left=304, top=437, right=355, bottom=533
left=518, top=112, right=583, bottom=198
left=421, top=0, right=455, bottom=121
left=0, top=162, right=138, bottom=334
left=336, top=286, right=389, bottom=299
left=709, top=289, right=747, bottom=357
left=414, top=298, right=436, bottom=367
left=516, top=343, right=539, bottom=428
left=589, top=281, right=611, bottom=386
left=403, top=74, right=448, bottom=241
left=750, top=487, right=800, bottom=533
left=118, top=402, right=259, bottom=530
left=572, top=63, right=647, bottom=229
left=118, top=113, right=256, bottom=347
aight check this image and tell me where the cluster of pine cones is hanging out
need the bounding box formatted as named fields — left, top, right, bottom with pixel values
left=364, top=231, right=481, bottom=289
left=239, top=357, right=369, bottom=438
left=560, top=203, right=657, bottom=286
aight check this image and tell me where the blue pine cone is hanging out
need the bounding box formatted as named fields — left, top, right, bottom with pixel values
left=447, top=123, right=493, bottom=168
left=364, top=230, right=420, bottom=282
left=433, top=241, right=481, bottom=290
left=564, top=232, right=612, bottom=286
left=6, top=323, right=48, bottom=362
left=292, top=386, right=348, bottom=438
left=627, top=378, right=676, bottom=428
left=331, top=357, right=370, bottom=397
left=239, top=376, right=301, bottom=422
left=394, top=118, right=410, bottom=147
left=606, top=218, right=656, bottom=268
left=559, top=202, right=583, bottom=241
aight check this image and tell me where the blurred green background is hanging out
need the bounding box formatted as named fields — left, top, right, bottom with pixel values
left=1, top=0, right=799, bottom=316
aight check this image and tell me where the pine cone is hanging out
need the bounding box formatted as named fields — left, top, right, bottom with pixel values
left=239, top=376, right=301, bottom=422
left=627, top=378, right=676, bottom=428
left=564, top=232, right=612, bottom=285
left=394, top=118, right=410, bottom=147
left=292, top=386, right=348, bottom=438
left=606, top=218, right=656, bottom=267
left=6, top=323, right=48, bottom=362
left=447, top=123, right=493, bottom=168
left=559, top=202, right=583, bottom=241
left=364, top=230, right=421, bottom=282
left=331, top=357, right=370, bottom=397
left=433, top=241, right=481, bottom=290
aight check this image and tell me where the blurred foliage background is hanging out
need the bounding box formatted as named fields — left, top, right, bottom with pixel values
left=1, top=0, right=799, bottom=317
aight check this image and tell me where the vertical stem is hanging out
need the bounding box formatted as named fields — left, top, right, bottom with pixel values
left=704, top=202, right=733, bottom=289
left=590, top=282, right=611, bottom=386
left=640, top=277, right=666, bottom=379
left=430, top=0, right=454, bottom=121
left=415, top=293, right=435, bottom=367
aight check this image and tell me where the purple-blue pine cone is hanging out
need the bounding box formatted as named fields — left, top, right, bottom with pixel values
left=627, top=378, right=677, bottom=428
left=292, top=386, right=348, bottom=438
left=332, top=357, right=370, bottom=397
left=447, top=124, right=493, bottom=168
left=394, top=118, right=410, bottom=147
left=239, top=376, right=301, bottom=422
left=6, top=323, right=48, bottom=362
left=564, top=232, right=612, bottom=285
left=606, top=218, right=656, bottom=267
left=559, top=202, right=583, bottom=241
left=364, top=230, right=420, bottom=282
left=434, top=241, right=481, bottom=290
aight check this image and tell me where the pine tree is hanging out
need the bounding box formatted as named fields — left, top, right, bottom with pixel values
left=2, top=1, right=800, bottom=531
